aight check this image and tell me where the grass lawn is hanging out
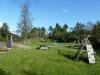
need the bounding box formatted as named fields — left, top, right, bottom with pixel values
left=0, top=39, right=100, bottom=75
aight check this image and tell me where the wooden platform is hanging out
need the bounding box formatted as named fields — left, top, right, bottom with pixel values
left=0, top=48, right=8, bottom=52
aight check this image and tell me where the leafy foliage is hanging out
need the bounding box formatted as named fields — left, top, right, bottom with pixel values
left=88, top=21, right=100, bottom=46
left=29, top=27, right=46, bottom=38
left=0, top=23, right=9, bottom=41
left=48, top=23, right=74, bottom=42
left=72, top=22, right=86, bottom=43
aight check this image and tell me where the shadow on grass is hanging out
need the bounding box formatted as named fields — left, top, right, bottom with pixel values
left=94, top=47, right=100, bottom=57
left=58, top=49, right=89, bottom=64
left=0, top=68, right=10, bottom=75
left=79, top=56, right=89, bottom=64
left=66, top=45, right=79, bottom=49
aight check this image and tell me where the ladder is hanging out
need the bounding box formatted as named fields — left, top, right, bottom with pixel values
left=74, top=35, right=96, bottom=63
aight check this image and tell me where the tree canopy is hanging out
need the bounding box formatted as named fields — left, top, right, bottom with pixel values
left=0, top=23, right=9, bottom=41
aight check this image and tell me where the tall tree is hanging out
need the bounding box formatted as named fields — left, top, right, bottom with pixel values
left=48, top=26, right=53, bottom=32
left=40, top=27, right=46, bottom=37
left=52, top=23, right=63, bottom=42
left=91, top=21, right=100, bottom=45
left=17, top=4, right=33, bottom=40
left=95, top=21, right=100, bottom=40
left=63, top=24, right=68, bottom=31
left=73, top=22, right=86, bottom=43
left=55, top=23, right=62, bottom=32
left=48, top=26, right=54, bottom=40
left=29, top=27, right=40, bottom=38
left=48, top=23, right=70, bottom=42
left=1, top=23, right=9, bottom=41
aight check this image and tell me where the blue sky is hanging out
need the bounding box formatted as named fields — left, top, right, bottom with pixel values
left=0, top=0, right=100, bottom=33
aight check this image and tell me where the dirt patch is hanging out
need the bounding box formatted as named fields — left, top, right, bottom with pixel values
left=13, top=43, right=30, bottom=48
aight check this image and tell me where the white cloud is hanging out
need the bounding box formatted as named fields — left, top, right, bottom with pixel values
left=62, top=8, right=68, bottom=14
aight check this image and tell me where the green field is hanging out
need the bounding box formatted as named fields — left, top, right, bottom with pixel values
left=0, top=40, right=100, bottom=75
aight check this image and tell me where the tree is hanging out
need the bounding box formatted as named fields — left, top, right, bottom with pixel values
left=73, top=22, right=86, bottom=43
left=63, top=24, right=68, bottom=31
left=29, top=27, right=46, bottom=39
left=52, top=23, right=62, bottom=42
left=90, top=21, right=100, bottom=46
left=0, top=28, right=2, bottom=41
left=48, top=26, right=53, bottom=32
left=1, top=23, right=9, bottom=41
left=55, top=23, right=62, bottom=32
left=29, top=27, right=40, bottom=38
left=17, top=4, right=33, bottom=40
left=48, top=23, right=70, bottom=42
left=95, top=21, right=100, bottom=40
left=40, top=27, right=46, bottom=38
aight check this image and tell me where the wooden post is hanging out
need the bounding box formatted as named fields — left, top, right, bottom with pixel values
left=11, top=35, right=13, bottom=45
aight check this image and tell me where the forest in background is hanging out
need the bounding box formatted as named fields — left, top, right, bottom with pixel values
left=0, top=4, right=100, bottom=48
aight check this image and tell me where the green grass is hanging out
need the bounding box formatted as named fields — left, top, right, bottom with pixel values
left=0, top=40, right=100, bottom=75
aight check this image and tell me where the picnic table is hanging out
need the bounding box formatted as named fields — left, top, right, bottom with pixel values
left=37, top=44, right=49, bottom=50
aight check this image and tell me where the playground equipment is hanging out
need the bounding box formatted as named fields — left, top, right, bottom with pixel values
left=75, top=35, right=96, bottom=64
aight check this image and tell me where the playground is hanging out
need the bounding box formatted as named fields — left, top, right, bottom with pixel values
left=0, top=39, right=100, bottom=75
left=0, top=0, right=100, bottom=75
